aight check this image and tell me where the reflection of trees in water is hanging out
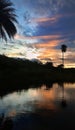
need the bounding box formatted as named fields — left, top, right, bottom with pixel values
left=45, top=82, right=53, bottom=89
left=58, top=83, right=67, bottom=108
left=32, top=82, right=53, bottom=90
left=0, top=113, right=13, bottom=130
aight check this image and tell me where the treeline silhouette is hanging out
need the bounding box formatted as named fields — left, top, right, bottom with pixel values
left=0, top=54, right=75, bottom=88
left=0, top=55, right=54, bottom=70
left=0, top=54, right=54, bottom=81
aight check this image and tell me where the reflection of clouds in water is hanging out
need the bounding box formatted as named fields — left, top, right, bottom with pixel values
left=0, top=87, right=56, bottom=117
left=0, top=83, right=75, bottom=117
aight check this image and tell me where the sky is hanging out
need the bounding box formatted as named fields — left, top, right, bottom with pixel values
left=1, top=0, right=75, bottom=68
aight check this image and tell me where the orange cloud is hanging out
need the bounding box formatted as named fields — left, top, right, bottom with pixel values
left=31, top=13, right=75, bottom=24
left=30, top=35, right=59, bottom=40
left=38, top=48, right=60, bottom=62
left=32, top=17, right=57, bottom=23
left=33, top=39, right=63, bottom=65
left=34, top=39, right=64, bottom=49
left=15, top=34, right=62, bottom=43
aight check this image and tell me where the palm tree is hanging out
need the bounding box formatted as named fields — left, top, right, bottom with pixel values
left=0, top=0, right=17, bottom=41
left=61, top=44, right=67, bottom=67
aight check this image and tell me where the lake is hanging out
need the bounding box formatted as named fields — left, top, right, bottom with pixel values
left=0, top=83, right=75, bottom=130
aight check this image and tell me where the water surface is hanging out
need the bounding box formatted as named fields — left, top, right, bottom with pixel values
left=0, top=83, right=75, bottom=130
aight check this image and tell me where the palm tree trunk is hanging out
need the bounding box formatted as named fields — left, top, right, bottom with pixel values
left=62, top=52, right=64, bottom=68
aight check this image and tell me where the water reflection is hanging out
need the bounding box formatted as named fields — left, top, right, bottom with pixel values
left=0, top=83, right=75, bottom=129
left=58, top=83, right=67, bottom=108
left=0, top=83, right=75, bottom=118
left=0, top=86, right=56, bottom=117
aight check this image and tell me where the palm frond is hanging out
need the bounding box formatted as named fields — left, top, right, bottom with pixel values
left=0, top=0, right=17, bottom=41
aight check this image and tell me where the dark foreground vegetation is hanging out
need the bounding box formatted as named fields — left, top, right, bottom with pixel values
left=0, top=54, right=75, bottom=93
left=0, top=54, right=75, bottom=81
left=0, top=55, right=75, bottom=82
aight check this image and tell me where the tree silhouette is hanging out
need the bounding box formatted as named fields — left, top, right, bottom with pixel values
left=0, top=0, right=17, bottom=41
left=61, top=44, right=67, bottom=68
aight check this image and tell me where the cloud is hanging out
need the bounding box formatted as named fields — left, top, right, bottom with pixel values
left=15, top=34, right=60, bottom=41
left=12, top=0, right=75, bottom=41
left=2, top=0, right=75, bottom=67
left=31, top=16, right=58, bottom=24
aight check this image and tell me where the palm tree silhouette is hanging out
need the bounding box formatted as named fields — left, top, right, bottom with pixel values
left=61, top=44, right=67, bottom=68
left=0, top=0, right=17, bottom=41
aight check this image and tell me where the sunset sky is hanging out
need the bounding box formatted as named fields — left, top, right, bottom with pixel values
left=0, top=0, right=75, bottom=68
